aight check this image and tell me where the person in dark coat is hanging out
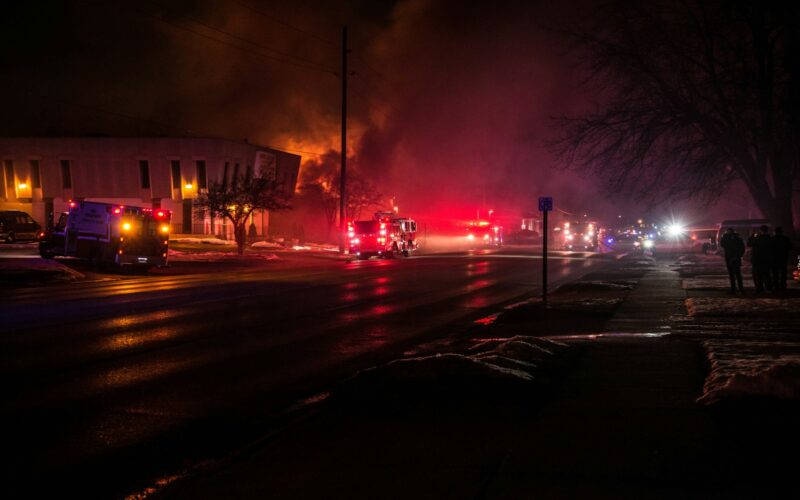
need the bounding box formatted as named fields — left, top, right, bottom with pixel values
left=771, top=227, right=794, bottom=291
left=747, top=225, right=773, bottom=292
left=719, top=228, right=745, bottom=293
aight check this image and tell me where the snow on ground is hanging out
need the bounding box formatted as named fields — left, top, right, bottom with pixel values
left=332, top=336, right=568, bottom=406
left=698, top=339, right=800, bottom=404
left=171, top=237, right=237, bottom=245
left=686, top=297, right=800, bottom=317
left=0, top=258, right=83, bottom=283
left=556, top=280, right=637, bottom=292
left=251, top=241, right=284, bottom=249
left=682, top=277, right=732, bottom=290
left=168, top=249, right=279, bottom=261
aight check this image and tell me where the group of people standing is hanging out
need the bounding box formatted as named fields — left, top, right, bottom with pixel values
left=719, top=225, right=794, bottom=294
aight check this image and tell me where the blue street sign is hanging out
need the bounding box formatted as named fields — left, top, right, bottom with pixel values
left=538, top=196, right=553, bottom=212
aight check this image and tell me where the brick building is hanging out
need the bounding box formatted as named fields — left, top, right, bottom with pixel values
left=0, top=137, right=300, bottom=238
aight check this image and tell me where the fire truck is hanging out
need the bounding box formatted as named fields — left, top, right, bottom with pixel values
left=465, top=220, right=503, bottom=247
left=348, top=211, right=417, bottom=260
left=559, top=221, right=599, bottom=251
left=39, top=200, right=171, bottom=268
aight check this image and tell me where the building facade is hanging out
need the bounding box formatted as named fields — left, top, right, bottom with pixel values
left=0, top=137, right=301, bottom=238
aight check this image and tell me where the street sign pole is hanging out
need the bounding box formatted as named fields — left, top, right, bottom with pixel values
left=542, top=208, right=548, bottom=308
left=538, top=197, right=553, bottom=308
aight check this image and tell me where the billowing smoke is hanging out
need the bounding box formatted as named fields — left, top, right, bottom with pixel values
left=2, top=0, right=725, bottom=230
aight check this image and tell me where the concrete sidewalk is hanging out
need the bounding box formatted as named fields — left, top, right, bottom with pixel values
left=159, top=257, right=799, bottom=499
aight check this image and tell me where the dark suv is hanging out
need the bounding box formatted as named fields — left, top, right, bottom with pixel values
left=0, top=210, right=42, bottom=243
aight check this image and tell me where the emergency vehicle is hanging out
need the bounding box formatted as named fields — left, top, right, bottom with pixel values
left=560, top=221, right=598, bottom=251
left=465, top=220, right=503, bottom=247
left=39, top=200, right=171, bottom=268
left=348, top=211, right=417, bottom=259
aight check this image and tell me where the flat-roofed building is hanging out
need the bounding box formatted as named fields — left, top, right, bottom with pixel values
left=0, top=137, right=300, bottom=238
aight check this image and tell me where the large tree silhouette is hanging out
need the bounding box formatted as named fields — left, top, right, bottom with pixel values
left=554, top=1, right=799, bottom=233
left=194, top=164, right=291, bottom=255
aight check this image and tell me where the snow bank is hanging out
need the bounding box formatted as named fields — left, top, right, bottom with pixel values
left=556, top=280, right=637, bottom=292
left=332, top=336, right=569, bottom=408
left=682, top=277, right=731, bottom=290
left=171, top=237, right=237, bottom=246
left=168, top=250, right=279, bottom=262
left=698, top=340, right=800, bottom=404
left=251, top=241, right=285, bottom=249
left=686, top=297, right=800, bottom=317
left=0, top=258, right=84, bottom=284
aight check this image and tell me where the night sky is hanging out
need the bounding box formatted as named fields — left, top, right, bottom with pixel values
left=0, top=0, right=750, bottom=226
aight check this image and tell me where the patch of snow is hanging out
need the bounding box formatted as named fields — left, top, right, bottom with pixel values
left=698, top=339, right=800, bottom=404
left=167, top=249, right=278, bottom=262
left=292, top=245, right=311, bottom=251
left=171, top=237, right=237, bottom=246
left=686, top=297, right=800, bottom=317
left=0, top=258, right=84, bottom=283
left=332, top=336, right=569, bottom=407
left=682, top=277, right=731, bottom=290
left=556, top=280, right=637, bottom=292
left=251, top=241, right=285, bottom=249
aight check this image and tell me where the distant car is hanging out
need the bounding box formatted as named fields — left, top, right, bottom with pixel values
left=38, top=212, right=67, bottom=259
left=0, top=210, right=41, bottom=243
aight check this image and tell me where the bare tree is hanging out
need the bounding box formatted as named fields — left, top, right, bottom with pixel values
left=194, top=164, right=291, bottom=255
left=553, top=1, right=800, bottom=234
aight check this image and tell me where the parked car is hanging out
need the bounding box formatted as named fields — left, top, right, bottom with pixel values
left=0, top=210, right=41, bottom=243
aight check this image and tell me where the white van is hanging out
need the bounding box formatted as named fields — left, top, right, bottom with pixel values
left=715, top=219, right=771, bottom=246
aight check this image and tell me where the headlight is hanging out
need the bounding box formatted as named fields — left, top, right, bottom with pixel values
left=643, top=240, right=654, bottom=248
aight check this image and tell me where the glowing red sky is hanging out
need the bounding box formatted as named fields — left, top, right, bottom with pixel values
left=0, top=0, right=752, bottom=226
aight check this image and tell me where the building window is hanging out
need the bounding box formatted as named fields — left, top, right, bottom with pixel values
left=30, top=160, right=41, bottom=188
left=171, top=160, right=181, bottom=189
left=196, top=160, right=207, bottom=190
left=4, top=160, right=13, bottom=195
left=139, top=160, right=151, bottom=189
left=60, top=160, right=72, bottom=189
left=232, top=163, right=240, bottom=184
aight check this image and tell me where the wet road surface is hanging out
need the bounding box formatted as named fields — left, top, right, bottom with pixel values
left=1, top=248, right=608, bottom=497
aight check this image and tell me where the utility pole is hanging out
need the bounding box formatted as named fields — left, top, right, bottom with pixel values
left=339, top=25, right=348, bottom=253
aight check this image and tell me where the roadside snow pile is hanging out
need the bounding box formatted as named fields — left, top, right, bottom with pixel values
left=686, top=297, right=800, bottom=317
left=503, top=297, right=623, bottom=317
left=332, top=336, right=568, bottom=408
left=168, top=250, right=279, bottom=261
left=171, top=237, right=237, bottom=245
left=251, top=241, right=285, bottom=249
left=698, top=340, right=800, bottom=404
left=0, top=258, right=84, bottom=284
left=682, top=277, right=731, bottom=290
left=556, top=280, right=637, bottom=292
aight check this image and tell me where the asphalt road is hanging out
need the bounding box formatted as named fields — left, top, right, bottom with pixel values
left=1, top=246, right=612, bottom=497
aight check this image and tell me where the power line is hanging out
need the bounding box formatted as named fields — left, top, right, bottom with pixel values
left=232, top=0, right=338, bottom=49
left=145, top=1, right=337, bottom=74
left=121, top=3, right=338, bottom=76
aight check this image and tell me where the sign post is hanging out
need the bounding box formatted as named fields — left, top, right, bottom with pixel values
left=538, top=196, right=553, bottom=307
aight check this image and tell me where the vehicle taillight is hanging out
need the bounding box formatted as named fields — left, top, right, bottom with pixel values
left=351, top=238, right=360, bottom=244
left=114, top=208, right=121, bottom=214
left=380, top=229, right=387, bottom=236
left=160, top=225, right=170, bottom=234
left=157, top=211, right=165, bottom=218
